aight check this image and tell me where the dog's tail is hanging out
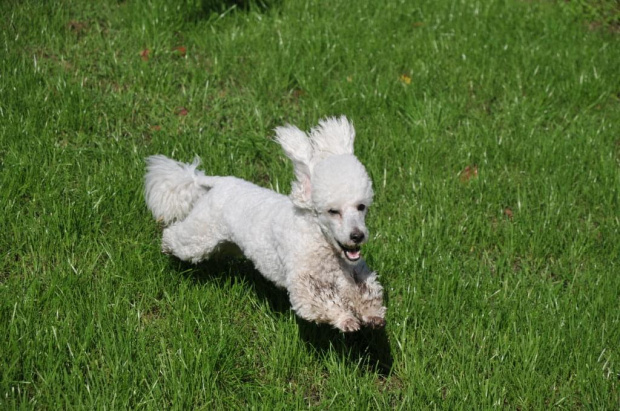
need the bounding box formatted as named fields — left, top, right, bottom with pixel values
left=144, top=155, right=214, bottom=225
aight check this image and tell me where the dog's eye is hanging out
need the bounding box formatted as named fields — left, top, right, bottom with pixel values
left=328, top=209, right=340, bottom=216
left=357, top=204, right=366, bottom=212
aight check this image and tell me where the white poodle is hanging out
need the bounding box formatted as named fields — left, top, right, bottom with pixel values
left=144, top=116, right=386, bottom=332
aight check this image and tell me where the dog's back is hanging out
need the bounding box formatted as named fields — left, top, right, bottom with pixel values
left=145, top=154, right=300, bottom=286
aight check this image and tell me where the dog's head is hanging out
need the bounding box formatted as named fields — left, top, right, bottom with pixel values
left=275, top=116, right=374, bottom=264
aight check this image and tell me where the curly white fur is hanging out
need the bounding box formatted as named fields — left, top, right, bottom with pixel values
left=144, top=116, right=386, bottom=332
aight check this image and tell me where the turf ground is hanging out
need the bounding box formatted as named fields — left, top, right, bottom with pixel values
left=1, top=0, right=619, bottom=408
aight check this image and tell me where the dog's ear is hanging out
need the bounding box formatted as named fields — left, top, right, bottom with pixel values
left=308, top=116, right=356, bottom=161
left=275, top=125, right=314, bottom=209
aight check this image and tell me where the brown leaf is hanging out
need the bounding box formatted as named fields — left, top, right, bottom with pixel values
left=140, top=49, right=150, bottom=61
left=173, top=46, right=187, bottom=57
left=67, top=20, right=88, bottom=34
left=459, top=165, right=478, bottom=182
left=175, top=107, right=189, bottom=116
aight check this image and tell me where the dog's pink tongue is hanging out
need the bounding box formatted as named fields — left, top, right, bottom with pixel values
left=346, top=250, right=361, bottom=260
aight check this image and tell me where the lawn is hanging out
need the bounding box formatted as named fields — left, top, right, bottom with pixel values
left=1, top=0, right=619, bottom=408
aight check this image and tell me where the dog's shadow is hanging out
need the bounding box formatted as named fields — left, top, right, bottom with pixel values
left=174, top=257, right=393, bottom=375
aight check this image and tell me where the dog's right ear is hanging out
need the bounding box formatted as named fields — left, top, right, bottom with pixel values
left=275, top=125, right=314, bottom=209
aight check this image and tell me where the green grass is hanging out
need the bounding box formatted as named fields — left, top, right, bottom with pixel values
left=1, top=0, right=619, bottom=408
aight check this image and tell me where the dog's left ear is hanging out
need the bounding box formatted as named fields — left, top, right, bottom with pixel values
left=308, top=116, right=356, bottom=161
left=275, top=125, right=314, bottom=209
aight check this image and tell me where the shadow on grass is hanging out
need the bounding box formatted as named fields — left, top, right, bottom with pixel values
left=182, top=0, right=281, bottom=22
left=173, top=256, right=393, bottom=375
left=296, top=318, right=394, bottom=376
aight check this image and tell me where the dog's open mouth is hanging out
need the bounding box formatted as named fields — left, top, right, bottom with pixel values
left=338, top=242, right=361, bottom=262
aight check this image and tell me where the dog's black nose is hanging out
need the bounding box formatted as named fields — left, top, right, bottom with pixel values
left=350, top=230, right=365, bottom=244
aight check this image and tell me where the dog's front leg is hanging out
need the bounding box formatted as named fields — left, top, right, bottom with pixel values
left=352, top=263, right=387, bottom=329
left=287, top=273, right=361, bottom=332
left=355, top=273, right=386, bottom=329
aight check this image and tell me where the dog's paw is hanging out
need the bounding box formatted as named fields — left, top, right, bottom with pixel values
left=336, top=317, right=361, bottom=333
left=362, top=316, right=386, bottom=329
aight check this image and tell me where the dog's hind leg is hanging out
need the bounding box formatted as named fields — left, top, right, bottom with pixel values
left=161, top=216, right=227, bottom=264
